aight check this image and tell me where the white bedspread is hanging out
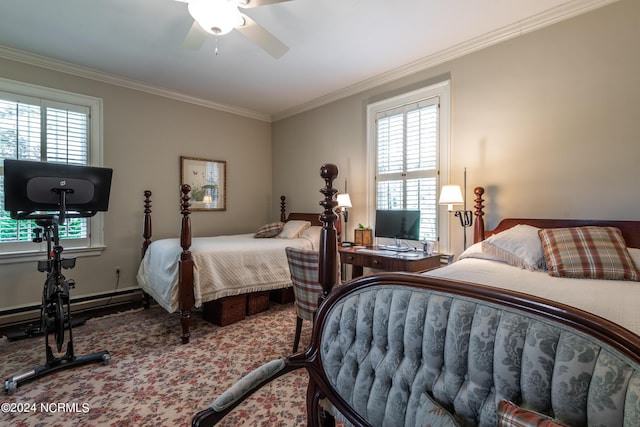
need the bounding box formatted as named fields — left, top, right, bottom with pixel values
left=423, top=256, right=640, bottom=336
left=136, top=234, right=315, bottom=312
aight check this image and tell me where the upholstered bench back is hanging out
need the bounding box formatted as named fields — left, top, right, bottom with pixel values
left=318, top=283, right=640, bottom=427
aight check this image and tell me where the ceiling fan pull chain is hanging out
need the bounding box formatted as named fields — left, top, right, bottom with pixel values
left=215, top=36, right=219, bottom=55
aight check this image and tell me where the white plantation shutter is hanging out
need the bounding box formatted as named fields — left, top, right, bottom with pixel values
left=0, top=82, right=99, bottom=253
left=0, top=95, right=44, bottom=244
left=376, top=97, right=439, bottom=241
left=46, top=103, right=89, bottom=165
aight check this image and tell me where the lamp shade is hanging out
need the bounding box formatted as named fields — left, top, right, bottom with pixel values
left=438, top=185, right=464, bottom=209
left=188, top=0, right=243, bottom=36
left=336, top=193, right=352, bottom=208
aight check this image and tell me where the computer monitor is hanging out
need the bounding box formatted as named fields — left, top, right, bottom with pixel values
left=374, top=209, right=421, bottom=251
left=3, top=159, right=113, bottom=219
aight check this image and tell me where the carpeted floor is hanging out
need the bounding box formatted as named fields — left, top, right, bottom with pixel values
left=1, top=302, right=313, bottom=426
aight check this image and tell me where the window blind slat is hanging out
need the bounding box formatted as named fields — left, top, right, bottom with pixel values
left=375, top=98, right=439, bottom=241
left=0, top=98, right=90, bottom=243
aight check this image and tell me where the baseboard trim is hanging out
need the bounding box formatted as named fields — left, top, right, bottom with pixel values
left=0, top=288, right=143, bottom=329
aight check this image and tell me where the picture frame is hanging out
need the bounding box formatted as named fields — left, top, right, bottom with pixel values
left=180, top=156, right=226, bottom=211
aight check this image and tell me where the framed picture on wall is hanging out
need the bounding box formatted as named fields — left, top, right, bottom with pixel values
left=180, top=156, right=226, bottom=211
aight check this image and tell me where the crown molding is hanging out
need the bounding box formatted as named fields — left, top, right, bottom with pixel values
left=0, top=45, right=272, bottom=123
left=0, top=0, right=618, bottom=124
left=271, top=0, right=619, bottom=121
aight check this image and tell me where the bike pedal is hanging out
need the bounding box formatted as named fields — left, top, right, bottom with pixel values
left=67, top=279, right=76, bottom=289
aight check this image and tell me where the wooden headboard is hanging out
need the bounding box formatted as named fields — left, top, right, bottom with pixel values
left=472, top=187, right=640, bottom=249
left=286, top=213, right=323, bottom=226
left=278, top=195, right=323, bottom=226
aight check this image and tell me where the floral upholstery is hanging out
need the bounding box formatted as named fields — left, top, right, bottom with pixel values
left=319, top=285, right=640, bottom=427
left=193, top=278, right=640, bottom=427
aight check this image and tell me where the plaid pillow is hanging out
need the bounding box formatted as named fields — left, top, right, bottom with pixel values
left=538, top=226, right=639, bottom=281
left=254, top=222, right=284, bottom=238
left=497, top=400, right=569, bottom=427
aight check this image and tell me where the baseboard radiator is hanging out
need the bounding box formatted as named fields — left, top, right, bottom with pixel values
left=0, top=287, right=142, bottom=329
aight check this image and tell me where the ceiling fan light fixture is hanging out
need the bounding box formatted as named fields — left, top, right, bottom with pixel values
left=188, top=0, right=243, bottom=36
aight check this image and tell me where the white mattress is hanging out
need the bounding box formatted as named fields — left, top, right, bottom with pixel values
left=423, top=256, right=640, bottom=336
left=136, top=233, right=316, bottom=312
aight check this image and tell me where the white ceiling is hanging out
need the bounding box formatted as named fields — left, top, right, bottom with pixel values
left=0, top=0, right=616, bottom=121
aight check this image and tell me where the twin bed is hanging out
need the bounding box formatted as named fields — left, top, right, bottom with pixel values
left=138, top=171, right=640, bottom=346
left=137, top=187, right=326, bottom=343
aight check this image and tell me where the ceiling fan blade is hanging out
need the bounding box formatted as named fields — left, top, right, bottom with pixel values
left=237, top=0, right=293, bottom=8
left=236, top=14, right=289, bottom=58
left=182, top=20, right=208, bottom=50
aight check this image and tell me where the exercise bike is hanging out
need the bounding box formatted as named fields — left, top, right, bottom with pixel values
left=3, top=160, right=113, bottom=395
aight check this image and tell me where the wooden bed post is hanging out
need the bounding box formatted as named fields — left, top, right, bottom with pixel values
left=473, top=187, right=485, bottom=244
left=280, top=195, right=287, bottom=222
left=142, top=190, right=153, bottom=309
left=142, top=190, right=153, bottom=256
left=179, top=184, right=195, bottom=344
left=318, top=163, right=339, bottom=301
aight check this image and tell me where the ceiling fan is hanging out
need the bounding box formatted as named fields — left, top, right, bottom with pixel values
left=175, top=0, right=292, bottom=58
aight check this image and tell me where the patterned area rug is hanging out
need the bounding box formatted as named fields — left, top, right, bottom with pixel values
left=1, top=303, right=313, bottom=426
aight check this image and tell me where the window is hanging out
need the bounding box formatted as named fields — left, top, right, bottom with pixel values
left=0, top=78, right=104, bottom=260
left=367, top=80, right=452, bottom=249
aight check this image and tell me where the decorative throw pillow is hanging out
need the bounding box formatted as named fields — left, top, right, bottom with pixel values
left=459, top=242, right=508, bottom=263
left=414, top=393, right=461, bottom=427
left=628, top=247, right=640, bottom=270
left=277, top=220, right=312, bottom=239
left=299, top=226, right=323, bottom=249
left=497, top=400, right=570, bottom=427
left=254, top=222, right=285, bottom=238
left=481, top=224, right=546, bottom=271
left=538, top=226, right=639, bottom=281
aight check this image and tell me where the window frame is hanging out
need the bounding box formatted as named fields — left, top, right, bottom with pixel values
left=366, top=80, right=454, bottom=252
left=0, top=77, right=105, bottom=263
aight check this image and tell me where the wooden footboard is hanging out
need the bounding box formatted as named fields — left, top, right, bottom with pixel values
left=140, top=185, right=195, bottom=343
left=140, top=186, right=328, bottom=344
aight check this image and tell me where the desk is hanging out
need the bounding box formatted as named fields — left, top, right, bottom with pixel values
left=338, top=246, right=442, bottom=279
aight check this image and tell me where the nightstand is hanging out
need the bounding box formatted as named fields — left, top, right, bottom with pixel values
left=338, top=246, right=443, bottom=279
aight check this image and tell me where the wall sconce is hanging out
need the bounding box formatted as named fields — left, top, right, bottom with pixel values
left=438, top=169, right=473, bottom=249
left=336, top=193, right=352, bottom=223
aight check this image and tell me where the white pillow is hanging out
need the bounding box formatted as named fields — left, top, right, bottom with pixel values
left=481, top=224, right=546, bottom=271
left=299, top=226, right=322, bottom=249
left=278, top=220, right=311, bottom=239
left=459, top=242, right=507, bottom=263
left=629, top=247, right=640, bottom=270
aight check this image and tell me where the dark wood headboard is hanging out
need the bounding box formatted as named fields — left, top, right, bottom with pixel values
left=278, top=195, right=324, bottom=227
left=286, top=213, right=323, bottom=226
left=472, top=187, right=640, bottom=249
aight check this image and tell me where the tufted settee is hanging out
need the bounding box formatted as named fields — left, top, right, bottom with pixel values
left=192, top=272, right=640, bottom=427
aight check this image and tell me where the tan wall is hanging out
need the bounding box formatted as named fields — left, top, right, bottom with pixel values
left=0, top=58, right=272, bottom=313
left=3, top=0, right=638, bottom=314
left=273, top=0, right=640, bottom=257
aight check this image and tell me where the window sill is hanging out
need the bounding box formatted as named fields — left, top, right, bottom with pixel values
left=0, top=246, right=106, bottom=265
